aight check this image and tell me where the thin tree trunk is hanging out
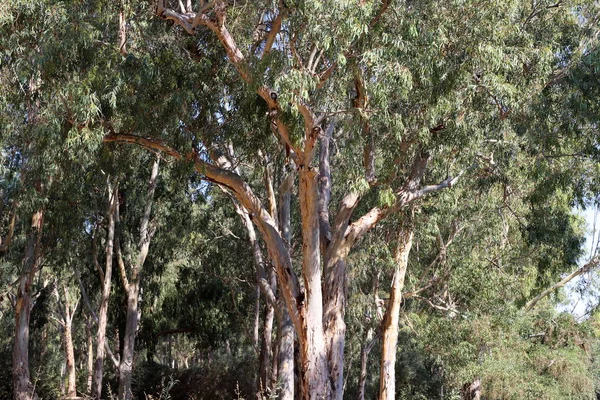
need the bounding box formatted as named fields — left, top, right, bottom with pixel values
left=13, top=210, right=43, bottom=400
left=379, top=224, right=414, bottom=400
left=258, top=151, right=278, bottom=395
left=259, top=281, right=276, bottom=393
left=277, top=173, right=294, bottom=400
left=118, top=157, right=160, bottom=400
left=55, top=285, right=79, bottom=399
left=91, top=179, right=118, bottom=400
left=357, top=329, right=378, bottom=400
left=254, top=285, right=260, bottom=349
left=86, top=318, right=94, bottom=394
left=64, top=317, right=77, bottom=398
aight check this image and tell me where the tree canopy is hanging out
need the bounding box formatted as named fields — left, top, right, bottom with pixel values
left=1, top=0, right=600, bottom=399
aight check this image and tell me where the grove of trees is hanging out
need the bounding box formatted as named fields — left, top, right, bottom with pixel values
left=1, top=0, right=600, bottom=399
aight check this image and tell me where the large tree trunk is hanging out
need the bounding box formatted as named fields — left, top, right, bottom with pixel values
left=298, top=168, right=330, bottom=400
left=118, top=281, right=140, bottom=400
left=379, top=224, right=414, bottom=400
left=91, top=180, right=118, bottom=400
left=12, top=211, right=43, bottom=400
left=118, top=157, right=160, bottom=400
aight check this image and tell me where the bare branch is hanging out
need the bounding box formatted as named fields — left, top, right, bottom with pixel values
left=525, top=254, right=600, bottom=311
left=307, top=44, right=318, bottom=72
left=262, top=2, right=284, bottom=56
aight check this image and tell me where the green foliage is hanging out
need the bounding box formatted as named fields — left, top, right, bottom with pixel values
left=1, top=0, right=599, bottom=398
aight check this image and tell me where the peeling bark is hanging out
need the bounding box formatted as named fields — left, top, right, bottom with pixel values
left=298, top=168, right=330, bottom=400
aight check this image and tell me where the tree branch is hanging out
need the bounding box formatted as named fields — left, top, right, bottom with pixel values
left=318, top=122, right=334, bottom=252
left=525, top=254, right=600, bottom=311
left=262, top=2, right=284, bottom=56
left=103, top=133, right=303, bottom=331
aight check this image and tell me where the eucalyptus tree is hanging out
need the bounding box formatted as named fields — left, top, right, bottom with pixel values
left=103, top=1, right=597, bottom=398
left=2, top=0, right=600, bottom=399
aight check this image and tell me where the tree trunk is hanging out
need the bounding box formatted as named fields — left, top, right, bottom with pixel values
left=91, top=180, right=118, bottom=400
left=64, top=318, right=77, bottom=398
left=118, top=157, right=160, bottom=400
left=13, top=211, right=43, bottom=400
left=277, top=174, right=294, bottom=400
left=357, top=329, right=378, bottom=400
left=118, top=282, right=140, bottom=400
left=379, top=225, right=414, bottom=400
left=254, top=285, right=260, bottom=349
left=298, top=168, right=330, bottom=400
left=463, top=378, right=482, bottom=400
left=56, top=285, right=79, bottom=399
left=259, top=276, right=276, bottom=393
left=86, top=319, right=94, bottom=394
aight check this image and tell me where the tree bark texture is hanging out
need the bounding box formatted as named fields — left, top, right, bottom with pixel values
left=64, top=318, right=77, bottom=398
left=55, top=285, right=79, bottom=399
left=91, top=180, right=118, bottom=400
left=278, top=172, right=295, bottom=400
left=12, top=211, right=43, bottom=400
left=298, top=168, right=330, bottom=400
left=379, top=225, right=414, bottom=400
left=86, top=319, right=94, bottom=394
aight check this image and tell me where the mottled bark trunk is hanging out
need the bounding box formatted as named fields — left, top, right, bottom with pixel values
left=379, top=225, right=414, bottom=400
left=56, top=285, right=79, bottom=399
left=119, top=157, right=160, bottom=400
left=259, top=275, right=276, bottom=393
left=323, top=257, right=347, bottom=400
left=277, top=174, right=294, bottom=400
left=253, top=286, right=260, bottom=349
left=86, top=320, right=94, bottom=394
left=64, top=319, right=77, bottom=398
left=91, top=180, right=118, bottom=400
left=463, top=378, right=482, bottom=400
left=319, top=121, right=350, bottom=400
left=118, top=282, right=140, bottom=400
left=298, top=168, right=330, bottom=400
left=13, top=211, right=43, bottom=400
